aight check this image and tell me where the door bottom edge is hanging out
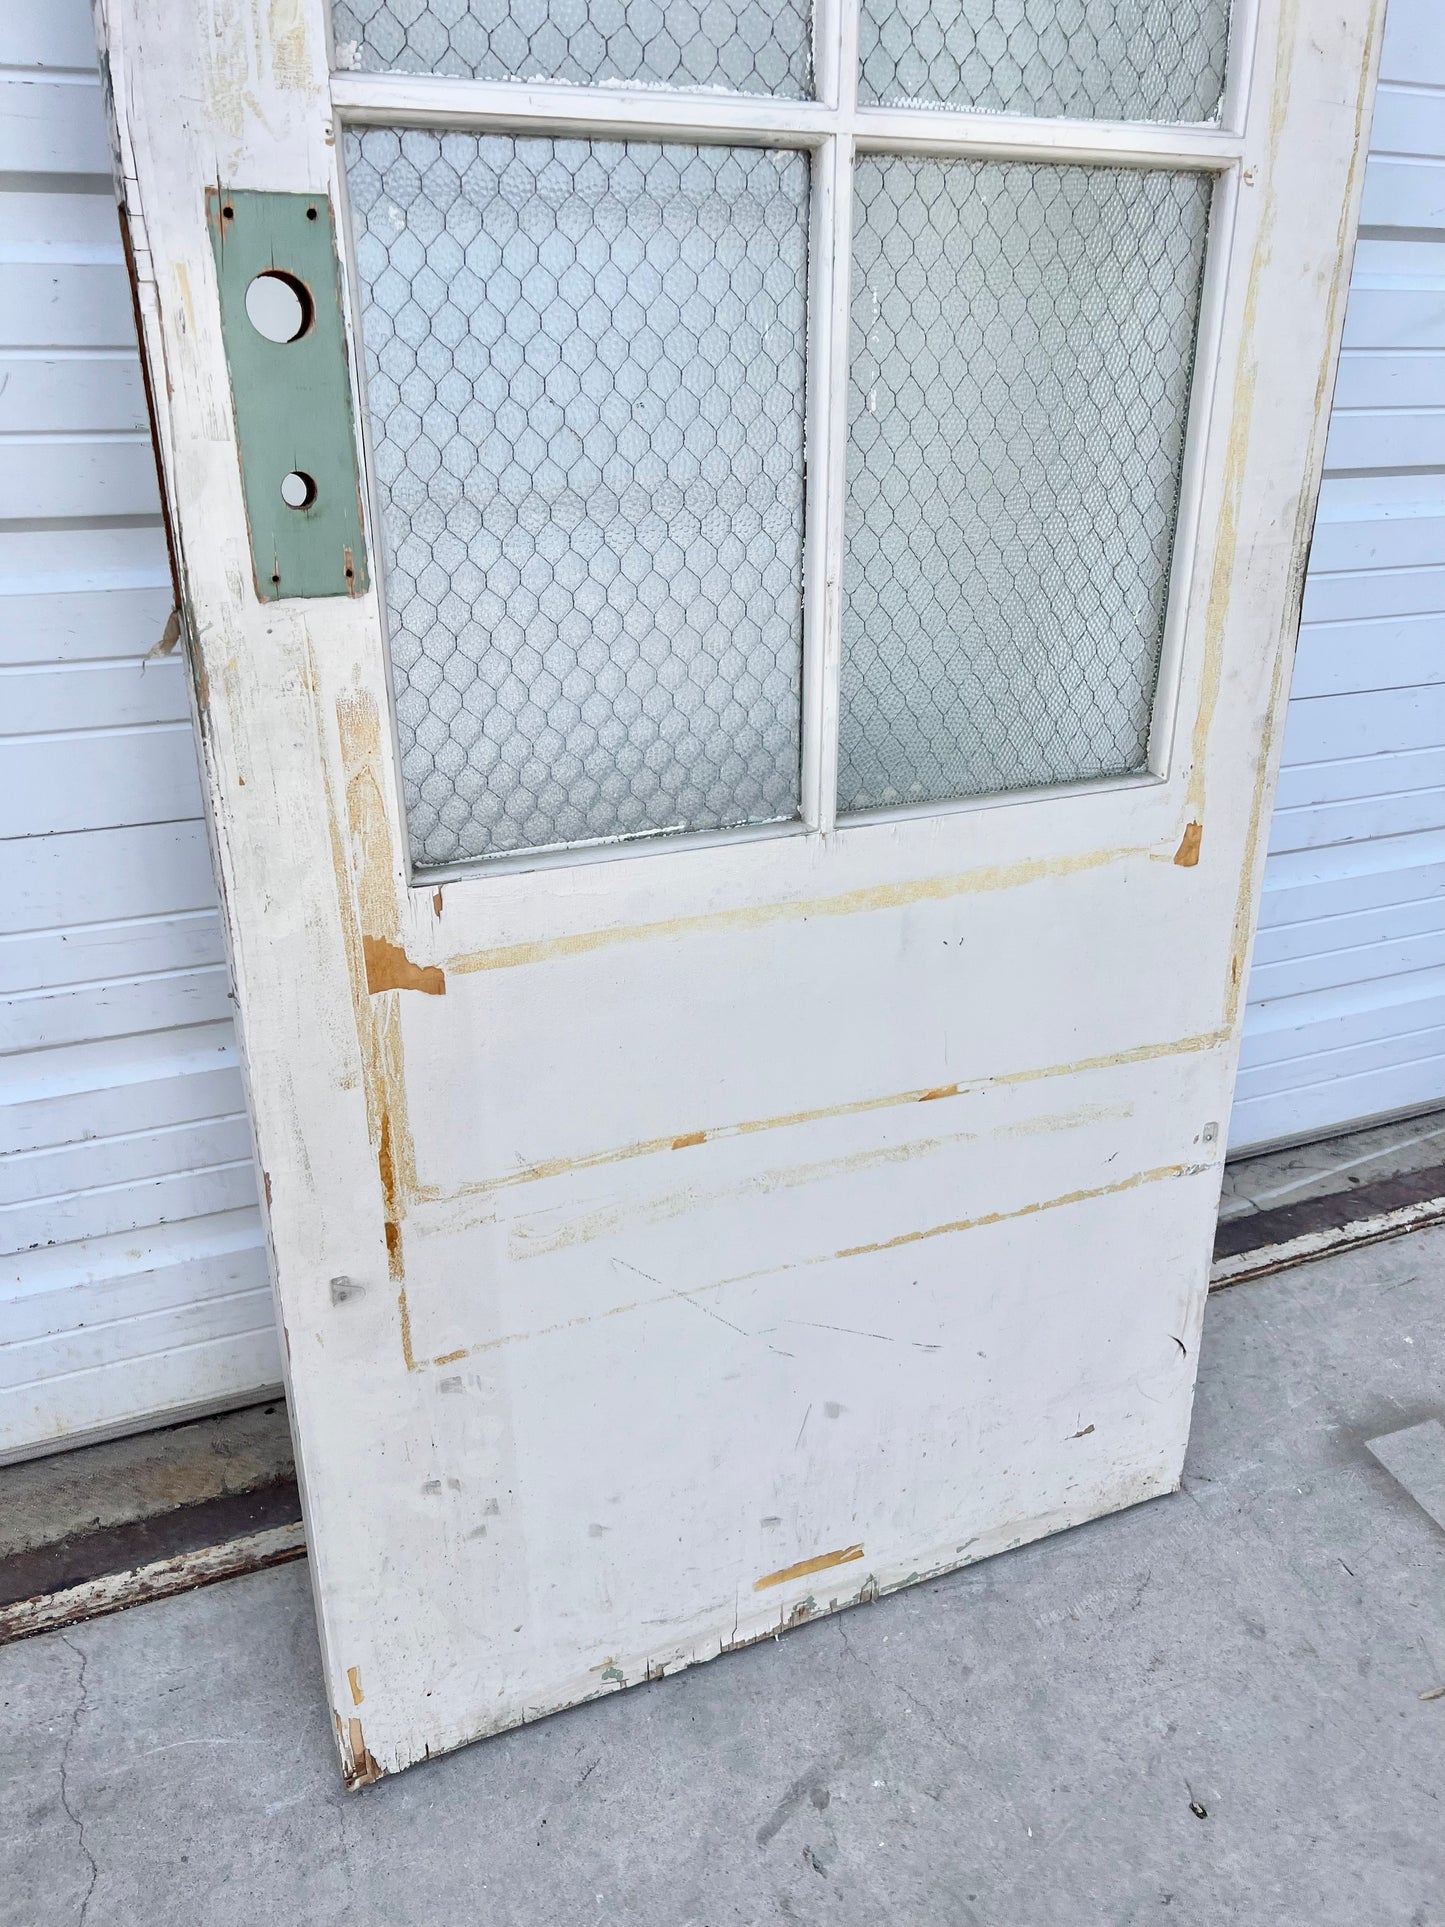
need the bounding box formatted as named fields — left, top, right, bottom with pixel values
left=343, top=1457, right=1181, bottom=1785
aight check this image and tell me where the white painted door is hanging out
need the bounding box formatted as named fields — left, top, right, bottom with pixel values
left=1231, top=0, right=1445, bottom=1151
left=96, top=0, right=1381, bottom=1780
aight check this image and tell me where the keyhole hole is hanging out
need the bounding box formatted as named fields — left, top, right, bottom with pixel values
left=281, top=471, right=318, bottom=510
left=245, top=270, right=313, bottom=344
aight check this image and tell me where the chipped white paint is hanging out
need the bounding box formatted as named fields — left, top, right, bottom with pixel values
left=93, top=0, right=1383, bottom=1781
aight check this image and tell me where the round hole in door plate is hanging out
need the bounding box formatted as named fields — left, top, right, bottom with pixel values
left=245, top=270, right=313, bottom=343
left=280, top=470, right=318, bottom=510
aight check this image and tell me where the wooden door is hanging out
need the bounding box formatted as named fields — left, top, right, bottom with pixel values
left=94, top=0, right=1383, bottom=1780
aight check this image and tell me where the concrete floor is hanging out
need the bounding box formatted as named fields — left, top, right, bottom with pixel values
left=5, top=1230, right=1445, bottom=1927
left=1218, top=1105, right=1445, bottom=1222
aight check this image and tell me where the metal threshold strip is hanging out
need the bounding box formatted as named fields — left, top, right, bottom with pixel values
left=0, top=1481, right=305, bottom=1644
left=1211, top=1160, right=1445, bottom=1288
left=0, top=1405, right=303, bottom=1646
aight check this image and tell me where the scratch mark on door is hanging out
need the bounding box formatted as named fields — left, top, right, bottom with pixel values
left=420, top=1158, right=1205, bottom=1370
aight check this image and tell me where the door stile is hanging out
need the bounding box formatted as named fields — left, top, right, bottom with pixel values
left=1145, top=160, right=1242, bottom=787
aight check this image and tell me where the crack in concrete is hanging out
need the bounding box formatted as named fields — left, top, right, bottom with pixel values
left=57, top=1634, right=99, bottom=1927
left=835, top=1613, right=958, bottom=1752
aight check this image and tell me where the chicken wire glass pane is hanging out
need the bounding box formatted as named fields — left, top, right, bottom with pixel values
left=345, top=131, right=808, bottom=867
left=839, top=157, right=1212, bottom=816
left=858, top=0, right=1231, bottom=123
left=331, top=0, right=813, bottom=99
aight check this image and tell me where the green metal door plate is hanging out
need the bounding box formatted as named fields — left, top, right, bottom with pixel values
left=207, top=188, right=369, bottom=601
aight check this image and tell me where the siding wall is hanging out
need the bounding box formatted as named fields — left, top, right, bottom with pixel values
left=0, top=2, right=280, bottom=1460
left=1230, top=0, right=1445, bottom=1150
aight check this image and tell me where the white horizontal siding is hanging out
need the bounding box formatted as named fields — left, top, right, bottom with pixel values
left=1231, top=0, right=1445, bottom=1150
left=0, top=0, right=277, bottom=1462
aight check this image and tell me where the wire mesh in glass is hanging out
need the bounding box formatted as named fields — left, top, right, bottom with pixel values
left=330, top=0, right=813, bottom=100
left=345, top=131, right=809, bottom=867
left=839, top=156, right=1212, bottom=817
left=857, top=0, right=1231, bottom=123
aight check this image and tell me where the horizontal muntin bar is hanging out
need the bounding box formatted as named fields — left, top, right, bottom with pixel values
left=331, top=72, right=836, bottom=144
left=330, top=73, right=1243, bottom=168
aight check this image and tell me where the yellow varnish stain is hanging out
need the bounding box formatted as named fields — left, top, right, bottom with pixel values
left=1173, top=822, right=1203, bottom=868
left=417, top=1030, right=1228, bottom=1212
left=268, top=0, right=311, bottom=89
left=508, top=1102, right=1133, bottom=1263
left=755, top=1546, right=864, bottom=1592
left=331, top=687, right=421, bottom=1342
left=833, top=1161, right=1204, bottom=1262
left=363, top=933, right=446, bottom=996
left=336, top=689, right=403, bottom=950
left=423, top=1156, right=1207, bottom=1371
left=446, top=845, right=1148, bottom=977
left=319, top=700, right=373, bottom=1099
left=200, top=0, right=260, bottom=148
left=397, top=1281, right=415, bottom=1371
left=173, top=263, right=196, bottom=340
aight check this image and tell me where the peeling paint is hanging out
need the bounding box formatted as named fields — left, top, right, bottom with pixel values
left=345, top=1715, right=382, bottom=1788
left=347, top=1665, right=364, bottom=1705
left=363, top=934, right=445, bottom=996
left=755, top=1546, right=864, bottom=1591
left=336, top=690, right=402, bottom=949
left=332, top=687, right=420, bottom=1340
left=1173, top=822, right=1203, bottom=868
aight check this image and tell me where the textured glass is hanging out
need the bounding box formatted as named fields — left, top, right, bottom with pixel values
left=858, top=0, right=1231, bottom=123
left=839, top=157, right=1212, bottom=815
left=345, top=131, right=808, bottom=866
left=331, top=0, right=813, bottom=99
